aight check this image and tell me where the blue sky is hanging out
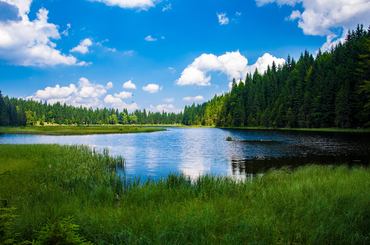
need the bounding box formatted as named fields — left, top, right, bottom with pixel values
left=1, top=0, right=370, bottom=113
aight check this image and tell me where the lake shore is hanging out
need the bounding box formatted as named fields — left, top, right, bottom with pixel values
left=1, top=144, right=369, bottom=244
left=217, top=126, right=370, bottom=133
left=0, top=125, right=166, bottom=135
left=142, top=124, right=370, bottom=133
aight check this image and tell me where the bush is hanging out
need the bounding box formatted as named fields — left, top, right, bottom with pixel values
left=32, top=216, right=93, bottom=245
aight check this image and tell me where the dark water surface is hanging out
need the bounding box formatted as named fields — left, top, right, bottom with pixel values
left=1, top=128, right=369, bottom=179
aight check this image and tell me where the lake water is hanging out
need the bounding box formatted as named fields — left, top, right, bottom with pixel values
left=1, top=128, right=369, bottom=180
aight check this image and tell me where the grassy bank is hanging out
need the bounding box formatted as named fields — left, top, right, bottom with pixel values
left=0, top=125, right=166, bottom=135
left=218, top=126, right=370, bottom=133
left=1, top=144, right=370, bottom=244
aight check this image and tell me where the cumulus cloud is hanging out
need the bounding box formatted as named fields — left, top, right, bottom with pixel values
left=105, top=82, right=113, bottom=89
left=123, top=80, right=137, bottom=89
left=27, top=77, right=139, bottom=110
left=162, top=3, right=171, bottom=11
left=76, top=77, right=107, bottom=98
left=163, top=98, right=174, bottom=102
left=0, top=1, right=21, bottom=22
left=0, top=0, right=86, bottom=66
left=217, top=12, right=229, bottom=25
left=176, top=51, right=285, bottom=86
left=104, top=94, right=122, bottom=104
left=104, top=95, right=140, bottom=111
left=256, top=0, right=370, bottom=50
left=142, top=84, right=162, bottom=93
left=183, top=95, right=204, bottom=102
left=145, top=35, right=157, bottom=41
left=27, top=77, right=110, bottom=108
left=70, top=38, right=93, bottom=54
left=114, top=91, right=132, bottom=99
left=34, top=84, right=77, bottom=99
left=88, top=0, right=155, bottom=10
left=149, top=104, right=183, bottom=113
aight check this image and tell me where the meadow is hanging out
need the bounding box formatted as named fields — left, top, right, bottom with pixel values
left=0, top=125, right=165, bottom=135
left=1, top=144, right=370, bottom=244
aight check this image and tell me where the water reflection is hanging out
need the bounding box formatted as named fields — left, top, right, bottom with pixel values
left=0, top=128, right=369, bottom=180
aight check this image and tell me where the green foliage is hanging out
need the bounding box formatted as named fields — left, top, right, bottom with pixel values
left=32, top=216, right=93, bottom=245
left=226, top=136, right=232, bottom=141
left=0, top=206, right=19, bottom=245
left=0, top=204, right=30, bottom=245
left=1, top=144, right=370, bottom=244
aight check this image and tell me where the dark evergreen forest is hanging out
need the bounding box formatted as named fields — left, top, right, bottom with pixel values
left=183, top=25, right=370, bottom=129
left=1, top=25, right=370, bottom=128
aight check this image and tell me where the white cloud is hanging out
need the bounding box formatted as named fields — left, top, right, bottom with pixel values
left=236, top=12, right=241, bottom=16
left=320, top=31, right=347, bottom=52
left=104, top=94, right=123, bottom=104
left=114, top=91, right=132, bottom=99
left=123, top=80, right=137, bottom=89
left=145, top=35, right=157, bottom=41
left=162, top=3, right=171, bottom=11
left=61, top=23, right=71, bottom=36
left=104, top=94, right=140, bottom=111
left=168, top=67, right=176, bottom=73
left=288, top=10, right=301, bottom=21
left=76, top=77, right=107, bottom=98
left=124, top=50, right=134, bottom=55
left=34, top=84, right=77, bottom=99
left=27, top=77, right=111, bottom=108
left=70, top=38, right=93, bottom=54
left=176, top=51, right=285, bottom=86
left=88, top=0, right=155, bottom=10
left=183, top=95, right=204, bottom=102
left=249, top=53, right=285, bottom=74
left=105, top=47, right=116, bottom=52
left=106, top=82, right=113, bottom=89
left=26, top=77, right=140, bottom=110
left=217, top=12, right=229, bottom=25
left=176, top=66, right=212, bottom=86
left=163, top=98, right=174, bottom=102
left=257, top=0, right=370, bottom=50
left=0, top=1, right=85, bottom=66
left=142, top=84, right=162, bottom=93
left=96, top=39, right=116, bottom=52
left=149, top=104, right=183, bottom=113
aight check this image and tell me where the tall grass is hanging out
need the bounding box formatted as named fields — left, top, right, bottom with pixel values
left=1, top=144, right=370, bottom=244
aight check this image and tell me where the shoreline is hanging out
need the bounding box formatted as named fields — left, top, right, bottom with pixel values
left=0, top=125, right=166, bottom=135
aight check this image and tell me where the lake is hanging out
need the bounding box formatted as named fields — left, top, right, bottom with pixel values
left=1, top=127, right=369, bottom=180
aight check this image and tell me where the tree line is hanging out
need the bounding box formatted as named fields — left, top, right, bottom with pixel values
left=0, top=93, right=183, bottom=126
left=183, top=24, right=370, bottom=129
left=1, top=24, right=370, bottom=128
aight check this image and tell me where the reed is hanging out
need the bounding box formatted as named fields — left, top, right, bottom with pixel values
left=1, top=144, right=370, bottom=244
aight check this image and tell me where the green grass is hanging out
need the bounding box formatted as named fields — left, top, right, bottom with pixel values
left=1, top=144, right=370, bottom=244
left=0, top=125, right=166, bottom=135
